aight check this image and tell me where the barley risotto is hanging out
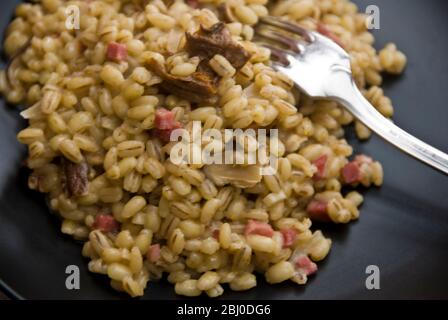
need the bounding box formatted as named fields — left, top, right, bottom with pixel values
left=0, top=0, right=406, bottom=297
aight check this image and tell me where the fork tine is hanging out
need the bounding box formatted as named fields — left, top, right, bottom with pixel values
left=254, top=26, right=301, bottom=53
left=259, top=16, right=314, bottom=42
left=258, top=43, right=291, bottom=66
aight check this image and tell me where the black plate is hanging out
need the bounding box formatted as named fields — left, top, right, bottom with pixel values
left=1, top=0, right=448, bottom=300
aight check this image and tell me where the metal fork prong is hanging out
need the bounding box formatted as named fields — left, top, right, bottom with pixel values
left=271, top=61, right=290, bottom=76
left=258, top=44, right=291, bottom=67
left=259, top=16, right=314, bottom=42
left=254, top=27, right=301, bottom=53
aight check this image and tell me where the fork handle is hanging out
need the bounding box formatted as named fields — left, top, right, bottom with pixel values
left=326, top=67, right=448, bottom=175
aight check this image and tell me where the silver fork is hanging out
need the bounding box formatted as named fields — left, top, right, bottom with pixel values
left=255, top=16, right=448, bottom=175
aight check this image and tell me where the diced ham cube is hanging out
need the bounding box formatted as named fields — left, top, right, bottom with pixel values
left=106, top=42, right=128, bottom=62
left=342, top=154, right=374, bottom=184
left=312, top=155, right=328, bottom=180
left=155, top=108, right=176, bottom=130
left=153, top=108, right=183, bottom=143
left=317, top=23, right=344, bottom=48
left=244, top=220, right=274, bottom=237
left=295, top=254, right=318, bottom=276
left=306, top=200, right=330, bottom=222
left=92, top=214, right=120, bottom=233
left=342, top=161, right=362, bottom=184
left=147, top=244, right=161, bottom=263
left=153, top=121, right=183, bottom=143
left=280, top=228, right=297, bottom=248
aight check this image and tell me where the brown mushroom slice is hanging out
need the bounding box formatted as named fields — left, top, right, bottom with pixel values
left=186, top=22, right=251, bottom=70
left=204, top=164, right=262, bottom=188
left=62, top=158, right=89, bottom=197
left=148, top=58, right=218, bottom=104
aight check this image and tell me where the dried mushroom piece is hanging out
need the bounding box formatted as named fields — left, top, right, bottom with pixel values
left=148, top=58, right=218, bottom=104
left=186, top=22, right=251, bottom=70
left=204, top=164, right=262, bottom=188
left=62, top=158, right=89, bottom=197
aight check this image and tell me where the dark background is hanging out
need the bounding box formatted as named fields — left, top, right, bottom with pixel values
left=1, top=0, right=448, bottom=300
